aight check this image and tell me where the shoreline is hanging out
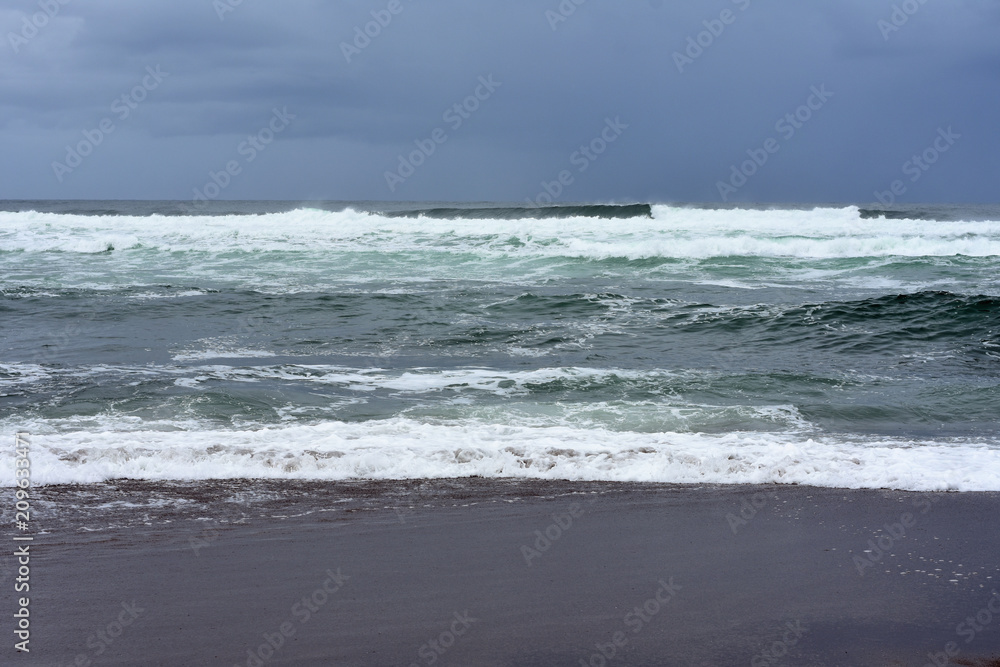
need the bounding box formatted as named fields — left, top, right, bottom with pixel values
left=5, top=481, right=1000, bottom=666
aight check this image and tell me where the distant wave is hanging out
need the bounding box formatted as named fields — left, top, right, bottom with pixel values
left=857, top=205, right=1000, bottom=222
left=2, top=205, right=999, bottom=258
left=4, top=200, right=999, bottom=222
left=378, top=203, right=653, bottom=220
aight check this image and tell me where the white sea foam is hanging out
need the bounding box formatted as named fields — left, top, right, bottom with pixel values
left=168, top=365, right=672, bottom=394
left=1, top=207, right=998, bottom=259
left=4, top=419, right=999, bottom=491
left=171, top=349, right=278, bottom=362
left=0, top=363, right=50, bottom=387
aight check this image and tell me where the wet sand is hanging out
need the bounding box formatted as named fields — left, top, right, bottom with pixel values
left=11, top=481, right=1000, bottom=666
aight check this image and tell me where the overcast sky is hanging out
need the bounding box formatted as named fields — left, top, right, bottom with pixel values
left=1, top=0, right=997, bottom=203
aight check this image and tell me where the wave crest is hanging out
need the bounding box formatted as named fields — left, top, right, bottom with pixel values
left=7, top=419, right=999, bottom=491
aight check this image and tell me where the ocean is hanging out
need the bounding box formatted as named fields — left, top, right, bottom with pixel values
left=2, top=201, right=999, bottom=492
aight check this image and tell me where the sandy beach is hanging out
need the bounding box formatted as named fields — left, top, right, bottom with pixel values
left=9, top=480, right=999, bottom=666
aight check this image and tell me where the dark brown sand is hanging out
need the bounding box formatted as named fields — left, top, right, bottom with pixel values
left=9, top=480, right=1000, bottom=666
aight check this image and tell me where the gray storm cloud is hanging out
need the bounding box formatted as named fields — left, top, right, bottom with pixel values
left=0, top=0, right=997, bottom=202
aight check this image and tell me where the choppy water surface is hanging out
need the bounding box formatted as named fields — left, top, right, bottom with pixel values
left=1, top=201, right=998, bottom=490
